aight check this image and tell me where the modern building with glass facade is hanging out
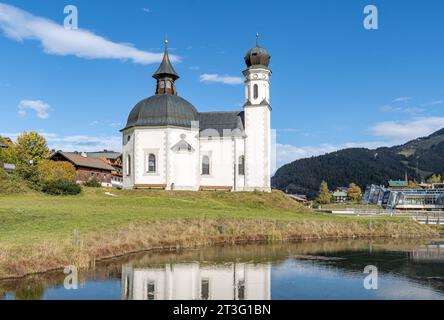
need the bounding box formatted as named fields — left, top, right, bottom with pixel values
left=385, top=189, right=444, bottom=210
left=364, top=184, right=444, bottom=211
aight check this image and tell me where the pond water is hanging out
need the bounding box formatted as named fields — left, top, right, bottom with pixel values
left=1, top=239, right=444, bottom=300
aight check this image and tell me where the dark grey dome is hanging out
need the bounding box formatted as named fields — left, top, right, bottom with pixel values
left=123, top=94, right=199, bottom=130
left=244, top=45, right=271, bottom=68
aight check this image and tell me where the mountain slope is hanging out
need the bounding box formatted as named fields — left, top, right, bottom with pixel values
left=272, top=129, right=444, bottom=199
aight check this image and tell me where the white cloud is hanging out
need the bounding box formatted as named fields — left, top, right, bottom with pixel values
left=0, top=3, right=178, bottom=65
left=2, top=132, right=121, bottom=152
left=381, top=105, right=425, bottom=114
left=46, top=134, right=121, bottom=152
left=370, top=117, right=444, bottom=143
left=200, top=73, right=243, bottom=85
left=18, top=100, right=50, bottom=119
left=421, top=100, right=444, bottom=107
left=380, top=97, right=444, bottom=114
left=392, top=96, right=412, bottom=102
left=89, top=120, right=122, bottom=128
left=142, top=8, right=152, bottom=13
left=276, top=141, right=387, bottom=167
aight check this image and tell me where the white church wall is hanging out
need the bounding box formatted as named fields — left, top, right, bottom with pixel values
left=167, top=128, right=200, bottom=190
left=244, top=105, right=271, bottom=192
left=133, top=128, right=167, bottom=186
left=122, top=129, right=135, bottom=189
left=234, top=137, right=245, bottom=191
left=124, top=127, right=201, bottom=190
left=199, top=138, right=235, bottom=188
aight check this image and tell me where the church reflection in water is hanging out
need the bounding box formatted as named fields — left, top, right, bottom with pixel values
left=121, top=262, right=271, bottom=300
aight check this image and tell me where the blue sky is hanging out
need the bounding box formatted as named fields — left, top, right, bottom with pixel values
left=0, top=0, right=443, bottom=167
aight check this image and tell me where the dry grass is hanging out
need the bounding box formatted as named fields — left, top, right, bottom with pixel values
left=0, top=217, right=437, bottom=279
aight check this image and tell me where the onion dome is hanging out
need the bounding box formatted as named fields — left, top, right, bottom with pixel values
left=244, top=33, right=271, bottom=68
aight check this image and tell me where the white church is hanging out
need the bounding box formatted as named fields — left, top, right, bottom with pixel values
left=121, top=37, right=272, bottom=192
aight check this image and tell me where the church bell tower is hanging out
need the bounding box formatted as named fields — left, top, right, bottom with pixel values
left=243, top=33, right=272, bottom=192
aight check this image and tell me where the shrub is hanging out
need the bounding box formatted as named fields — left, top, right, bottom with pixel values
left=41, top=179, right=81, bottom=196
left=84, top=178, right=102, bottom=188
left=0, top=169, right=28, bottom=194
left=37, top=160, right=76, bottom=184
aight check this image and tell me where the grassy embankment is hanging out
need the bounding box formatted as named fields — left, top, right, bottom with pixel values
left=0, top=188, right=438, bottom=279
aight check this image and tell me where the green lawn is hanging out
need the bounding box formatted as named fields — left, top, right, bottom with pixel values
left=0, top=188, right=414, bottom=247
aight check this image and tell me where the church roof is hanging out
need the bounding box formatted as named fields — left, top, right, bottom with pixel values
left=123, top=94, right=199, bottom=130
left=199, top=111, right=245, bottom=138
left=152, top=40, right=179, bottom=80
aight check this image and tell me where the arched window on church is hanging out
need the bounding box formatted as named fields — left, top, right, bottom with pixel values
left=253, top=84, right=259, bottom=99
left=148, top=154, right=156, bottom=173
left=202, top=156, right=210, bottom=175
left=238, top=155, right=245, bottom=175
left=126, top=154, right=131, bottom=176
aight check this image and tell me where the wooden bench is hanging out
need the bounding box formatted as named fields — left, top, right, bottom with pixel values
left=134, top=184, right=167, bottom=190
left=199, top=186, right=232, bottom=192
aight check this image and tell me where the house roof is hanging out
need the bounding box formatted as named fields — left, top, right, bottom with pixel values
left=287, top=194, right=308, bottom=202
left=388, top=180, right=408, bottom=187
left=86, top=151, right=121, bottom=160
left=51, top=151, right=115, bottom=171
left=333, top=191, right=348, bottom=197
left=199, top=111, right=245, bottom=138
left=0, top=140, right=7, bottom=148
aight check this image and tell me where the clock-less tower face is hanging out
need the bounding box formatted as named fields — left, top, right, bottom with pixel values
left=244, top=68, right=271, bottom=105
